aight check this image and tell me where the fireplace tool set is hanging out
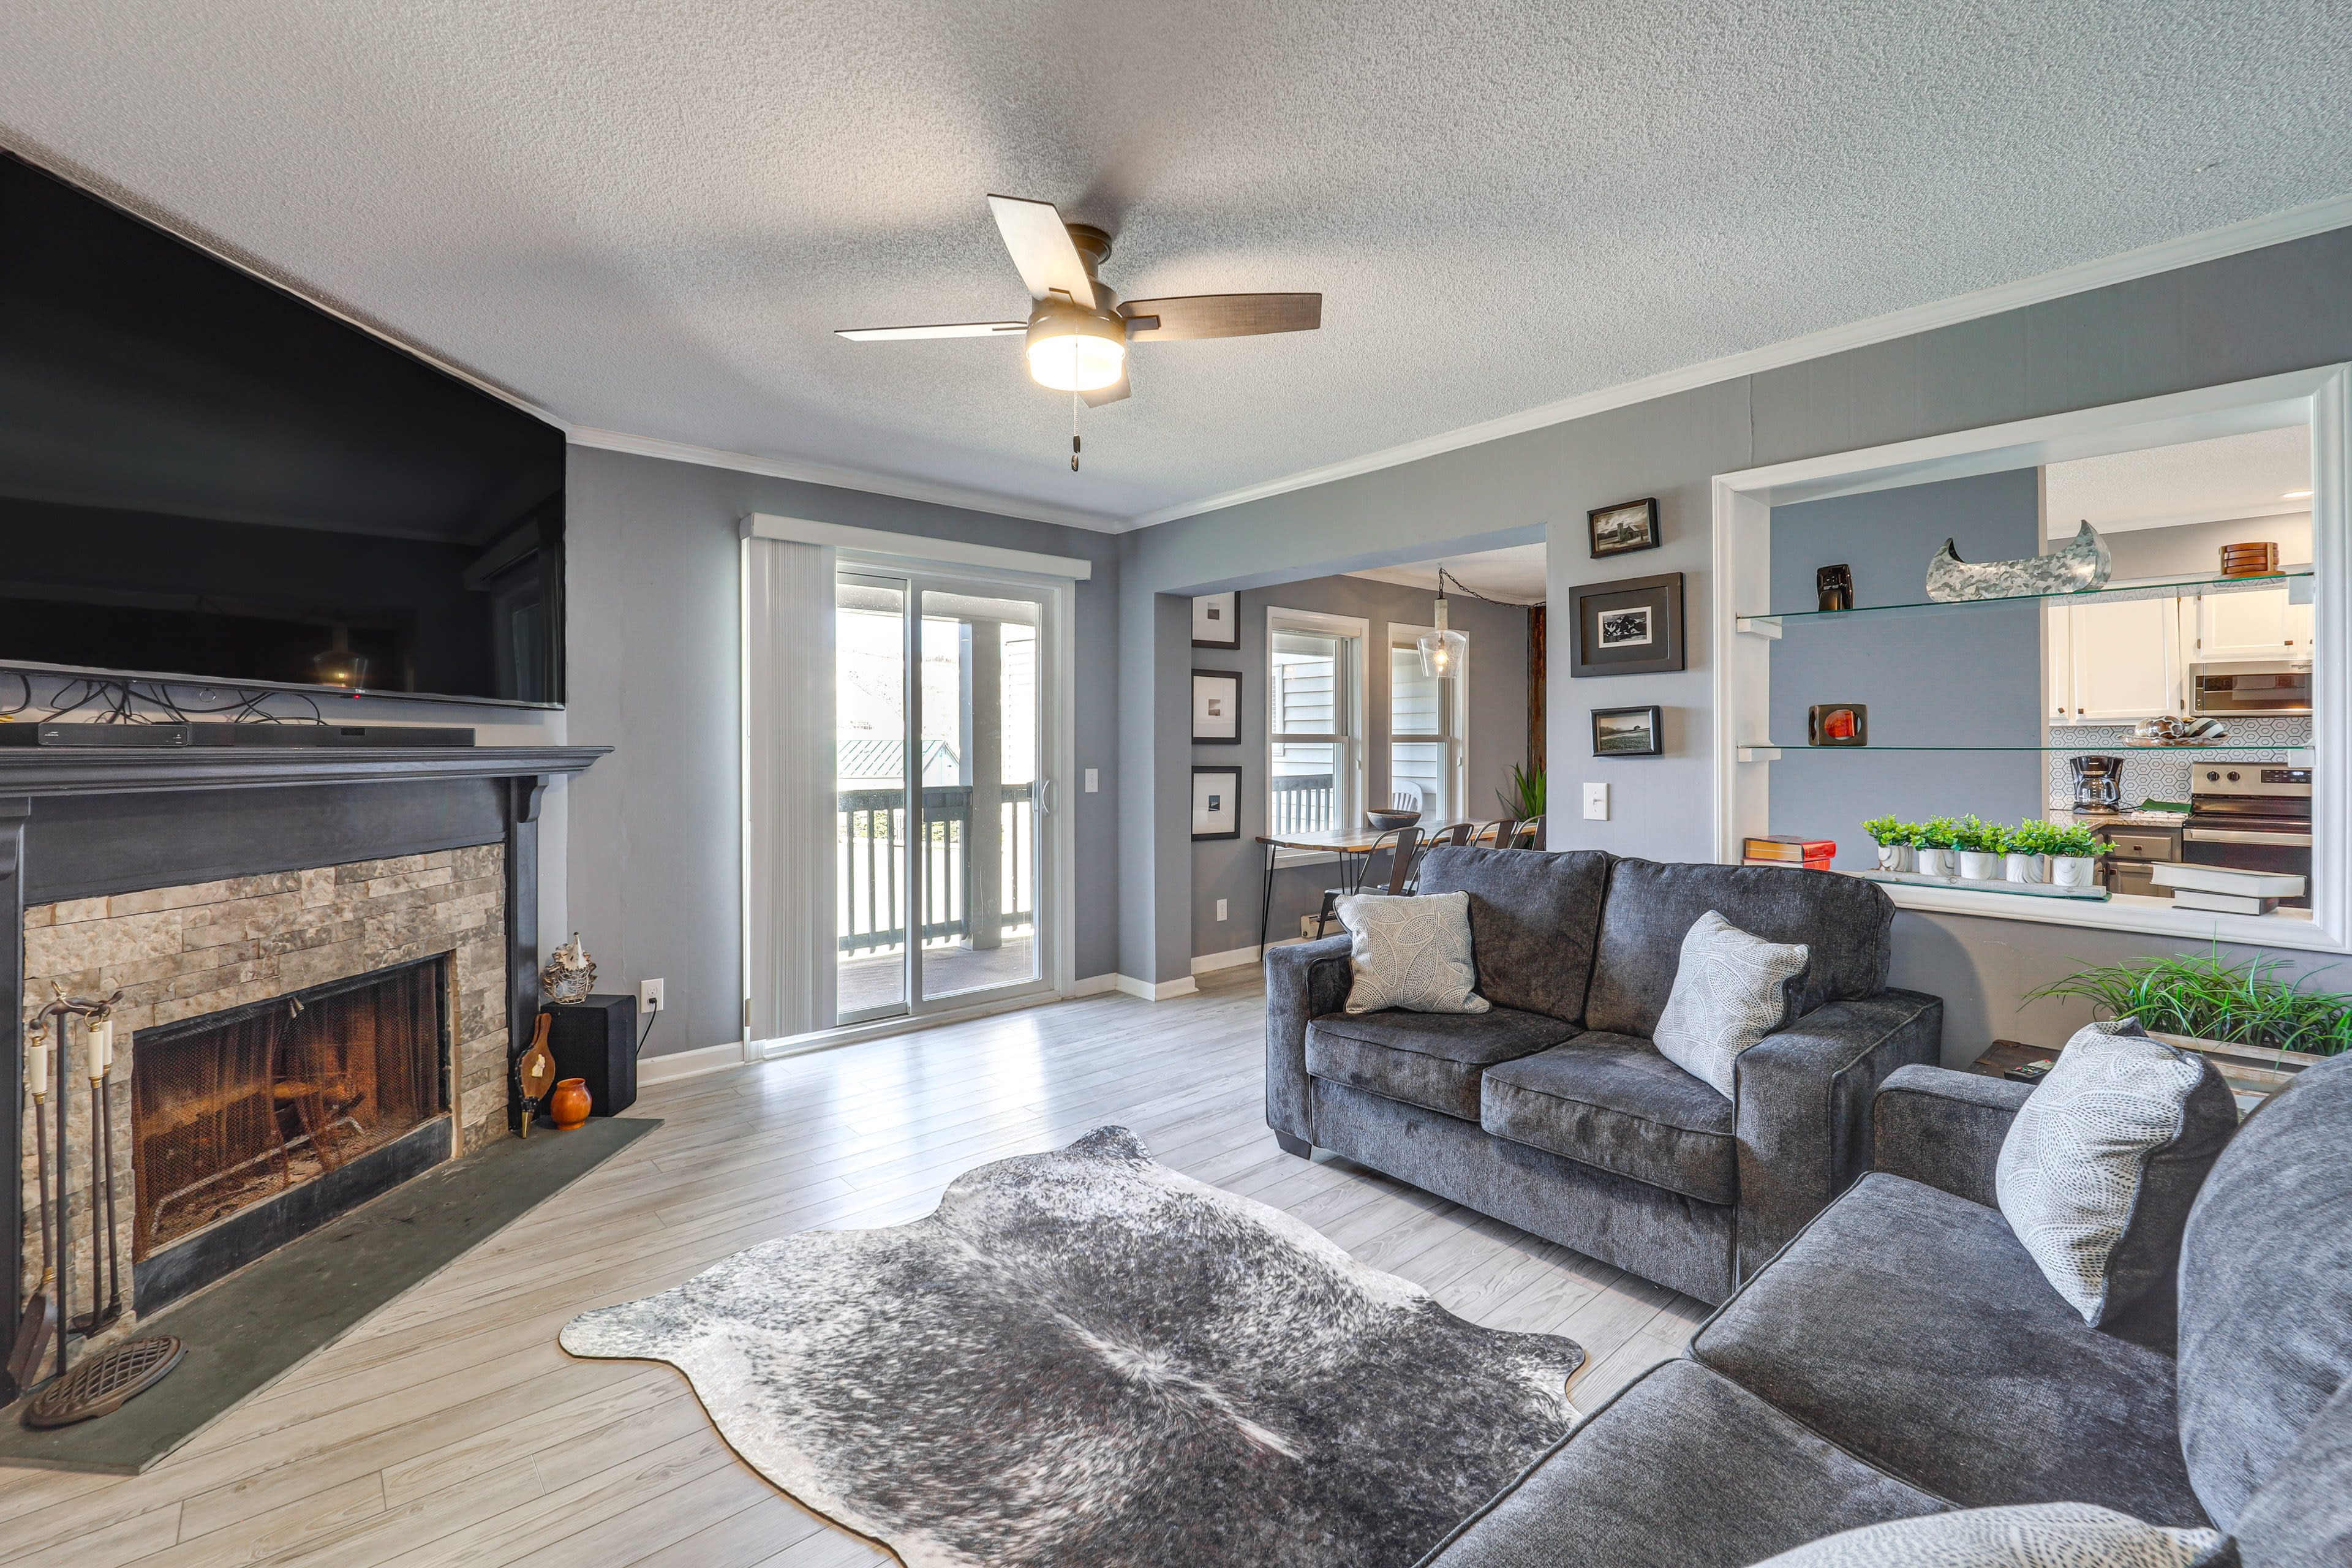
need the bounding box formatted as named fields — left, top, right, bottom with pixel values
left=6, top=987, right=185, bottom=1425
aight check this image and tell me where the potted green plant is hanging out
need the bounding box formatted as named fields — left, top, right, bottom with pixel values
left=1952, top=816, right=2002, bottom=880
left=1496, top=763, right=1545, bottom=823
left=2003, top=819, right=2055, bottom=884
left=1913, top=816, right=1959, bottom=878
left=1862, top=815, right=1914, bottom=873
left=2046, top=821, right=2102, bottom=888
left=2024, top=949, right=2350, bottom=1103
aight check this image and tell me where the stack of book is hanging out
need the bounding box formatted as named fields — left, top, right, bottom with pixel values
left=1743, top=835, right=1836, bottom=871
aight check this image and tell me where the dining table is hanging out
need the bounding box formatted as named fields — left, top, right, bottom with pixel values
left=1254, top=821, right=1474, bottom=956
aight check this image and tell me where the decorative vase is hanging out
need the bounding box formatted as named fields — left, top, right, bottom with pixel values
left=1914, top=846, right=1954, bottom=878
left=1957, top=850, right=2000, bottom=880
left=1874, top=843, right=1915, bottom=873
left=2051, top=854, right=2099, bottom=889
left=550, top=1077, right=592, bottom=1130
left=2003, top=852, right=2047, bottom=883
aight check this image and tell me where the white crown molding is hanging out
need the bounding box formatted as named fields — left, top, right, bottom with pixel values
left=1127, top=192, right=2352, bottom=531
left=568, top=426, right=1125, bottom=534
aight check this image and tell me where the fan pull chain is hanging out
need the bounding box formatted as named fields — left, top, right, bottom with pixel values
left=1071, top=393, right=1080, bottom=472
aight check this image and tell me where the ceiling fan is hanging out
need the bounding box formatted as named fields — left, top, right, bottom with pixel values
left=835, top=195, right=1321, bottom=408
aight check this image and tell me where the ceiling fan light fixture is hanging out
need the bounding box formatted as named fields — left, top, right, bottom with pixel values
left=1024, top=301, right=1126, bottom=393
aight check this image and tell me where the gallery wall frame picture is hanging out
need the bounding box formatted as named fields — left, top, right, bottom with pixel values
left=1191, top=764, right=1243, bottom=840
left=1569, top=571, right=1684, bottom=678
left=1191, top=592, right=1240, bottom=649
left=1588, top=497, right=1660, bottom=559
left=1808, top=703, right=1868, bottom=746
left=1192, top=669, right=1242, bottom=744
left=1592, top=704, right=1664, bottom=757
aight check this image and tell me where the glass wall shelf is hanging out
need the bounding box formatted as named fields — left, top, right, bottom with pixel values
left=1754, top=743, right=2307, bottom=754
left=1738, top=570, right=2310, bottom=634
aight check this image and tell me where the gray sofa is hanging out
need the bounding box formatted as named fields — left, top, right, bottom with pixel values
left=1264, top=847, right=1942, bottom=1303
left=1414, top=1047, right=2352, bottom=1568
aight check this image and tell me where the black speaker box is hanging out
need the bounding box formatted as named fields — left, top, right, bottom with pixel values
left=543, top=993, right=639, bottom=1117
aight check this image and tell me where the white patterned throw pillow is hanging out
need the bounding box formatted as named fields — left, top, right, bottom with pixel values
left=1745, top=1501, right=2228, bottom=1567
left=1996, top=1020, right=2206, bottom=1324
left=1334, top=891, right=1489, bottom=1015
left=1651, top=911, right=1809, bottom=1099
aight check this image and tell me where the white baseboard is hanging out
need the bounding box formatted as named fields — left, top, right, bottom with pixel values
left=1063, top=973, right=1120, bottom=997
left=1191, top=936, right=1313, bottom=974
left=1114, top=973, right=1199, bottom=1001
left=637, top=1038, right=758, bottom=1085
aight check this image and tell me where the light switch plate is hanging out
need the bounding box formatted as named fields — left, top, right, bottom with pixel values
left=1084, top=767, right=1099, bottom=792
left=1215, top=898, right=1228, bottom=921
left=1582, top=782, right=1610, bottom=821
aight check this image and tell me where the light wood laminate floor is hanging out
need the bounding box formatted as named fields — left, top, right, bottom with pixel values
left=0, top=969, right=1708, bottom=1568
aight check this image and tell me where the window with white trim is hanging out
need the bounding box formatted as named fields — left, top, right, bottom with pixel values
left=1389, top=625, right=1466, bottom=822
left=1267, top=609, right=1365, bottom=837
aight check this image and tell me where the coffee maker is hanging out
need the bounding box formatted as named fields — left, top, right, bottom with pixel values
left=2070, top=755, right=2127, bottom=815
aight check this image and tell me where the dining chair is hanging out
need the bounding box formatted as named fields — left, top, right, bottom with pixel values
left=1312, top=826, right=1421, bottom=938
left=1401, top=820, right=1468, bottom=893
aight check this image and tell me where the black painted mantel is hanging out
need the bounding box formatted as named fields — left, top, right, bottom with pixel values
left=2, top=744, right=608, bottom=1324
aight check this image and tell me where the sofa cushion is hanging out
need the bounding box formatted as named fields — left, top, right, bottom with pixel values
left=1744, top=1502, right=2226, bottom=1568
left=1584, top=859, right=1892, bottom=1040
left=1995, top=1020, right=2236, bottom=1343
left=2229, top=1370, right=2352, bottom=1568
left=1334, top=889, right=1488, bottom=1014
left=1414, top=846, right=1611, bottom=1025
left=1481, top=1032, right=1739, bottom=1204
left=1305, top=1007, right=1574, bottom=1121
left=2178, top=1050, right=2352, bottom=1530
left=1692, top=1172, right=2207, bottom=1528
left=1652, top=911, right=1810, bottom=1098
left=1418, top=1358, right=1943, bottom=1568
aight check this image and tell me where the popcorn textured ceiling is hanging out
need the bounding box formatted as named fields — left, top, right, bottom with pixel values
left=3, top=1, right=2347, bottom=528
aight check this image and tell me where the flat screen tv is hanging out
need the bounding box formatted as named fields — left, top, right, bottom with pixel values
left=0, top=150, right=565, bottom=707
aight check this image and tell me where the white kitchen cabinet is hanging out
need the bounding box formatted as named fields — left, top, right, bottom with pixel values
left=2049, top=596, right=2182, bottom=723
left=2191, top=588, right=2308, bottom=662
left=2045, top=603, right=2072, bottom=722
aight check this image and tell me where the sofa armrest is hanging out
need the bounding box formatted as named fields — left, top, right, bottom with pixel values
left=1870, top=1063, right=2033, bottom=1208
left=1263, top=935, right=1355, bottom=1142
left=1732, top=988, right=1943, bottom=1282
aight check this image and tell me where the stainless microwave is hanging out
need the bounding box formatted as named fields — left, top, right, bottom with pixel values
left=2193, top=661, right=2312, bottom=717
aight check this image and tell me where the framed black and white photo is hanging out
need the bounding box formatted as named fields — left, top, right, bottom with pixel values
left=1191, top=592, right=1240, bottom=649
left=1591, top=705, right=1663, bottom=756
left=1191, top=764, right=1242, bottom=840
left=1191, top=669, right=1242, bottom=744
left=1588, top=497, right=1660, bottom=559
left=1569, top=572, right=1684, bottom=677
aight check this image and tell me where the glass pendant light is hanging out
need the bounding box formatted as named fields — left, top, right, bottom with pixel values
left=1416, top=572, right=1469, bottom=679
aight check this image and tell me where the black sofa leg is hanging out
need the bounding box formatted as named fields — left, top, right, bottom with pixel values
left=1275, top=1131, right=1313, bottom=1158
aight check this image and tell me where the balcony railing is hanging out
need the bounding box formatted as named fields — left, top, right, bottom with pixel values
left=1270, top=773, right=1335, bottom=835
left=838, top=783, right=1034, bottom=955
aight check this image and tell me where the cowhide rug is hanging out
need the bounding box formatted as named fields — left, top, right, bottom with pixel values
left=560, top=1126, right=1583, bottom=1568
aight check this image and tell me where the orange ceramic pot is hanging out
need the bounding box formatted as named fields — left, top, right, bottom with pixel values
left=549, top=1077, right=592, bottom=1131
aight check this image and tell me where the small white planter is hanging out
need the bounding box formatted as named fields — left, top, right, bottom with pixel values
left=2004, top=852, right=2048, bottom=883
left=1957, top=850, right=2001, bottom=880
left=2051, top=854, right=2099, bottom=888
left=1874, top=843, right=1916, bottom=873
left=1914, top=846, right=1955, bottom=878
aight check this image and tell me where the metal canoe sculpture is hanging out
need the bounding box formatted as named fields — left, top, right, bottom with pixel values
left=1925, top=520, right=2112, bottom=602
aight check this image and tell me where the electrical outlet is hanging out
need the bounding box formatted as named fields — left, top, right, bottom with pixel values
left=1215, top=898, right=1228, bottom=921
left=639, top=978, right=665, bottom=1014
left=1084, top=767, right=1099, bottom=793
left=1582, top=782, right=1610, bottom=821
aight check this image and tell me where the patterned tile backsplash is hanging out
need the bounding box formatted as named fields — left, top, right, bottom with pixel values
left=2045, top=715, right=2313, bottom=807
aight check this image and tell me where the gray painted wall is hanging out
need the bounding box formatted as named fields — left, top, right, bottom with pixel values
left=1112, top=222, right=2352, bottom=1063
left=563, top=445, right=1122, bottom=1058
left=2106, top=513, right=2312, bottom=578
left=1766, top=469, right=2043, bottom=870
left=1186, top=573, right=1528, bottom=960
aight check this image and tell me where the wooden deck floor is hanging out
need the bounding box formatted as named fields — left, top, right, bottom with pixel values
left=0, top=969, right=1708, bottom=1568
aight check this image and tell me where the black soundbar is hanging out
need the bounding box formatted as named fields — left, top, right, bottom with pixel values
left=0, top=723, right=476, bottom=748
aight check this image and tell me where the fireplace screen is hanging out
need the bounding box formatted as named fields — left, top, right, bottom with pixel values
left=132, top=957, right=447, bottom=1259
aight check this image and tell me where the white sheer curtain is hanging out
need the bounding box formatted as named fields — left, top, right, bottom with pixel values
left=742, top=535, right=834, bottom=1042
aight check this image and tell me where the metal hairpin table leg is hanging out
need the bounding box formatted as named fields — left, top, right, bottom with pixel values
left=1257, top=842, right=1278, bottom=959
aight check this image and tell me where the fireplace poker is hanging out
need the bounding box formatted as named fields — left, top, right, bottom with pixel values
left=31, top=987, right=123, bottom=1382
left=4, top=1018, right=58, bottom=1403
left=77, top=1009, right=121, bottom=1335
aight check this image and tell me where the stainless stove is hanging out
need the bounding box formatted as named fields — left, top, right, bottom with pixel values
left=2186, top=766, right=2312, bottom=908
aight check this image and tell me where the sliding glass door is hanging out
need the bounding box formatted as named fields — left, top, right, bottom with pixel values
left=835, top=568, right=1050, bottom=1024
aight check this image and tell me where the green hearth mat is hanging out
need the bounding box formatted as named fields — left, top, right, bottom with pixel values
left=0, top=1115, right=660, bottom=1474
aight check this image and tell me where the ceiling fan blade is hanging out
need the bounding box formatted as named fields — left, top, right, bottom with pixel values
left=1121, top=293, right=1321, bottom=341
left=1081, top=372, right=1130, bottom=408
left=987, top=195, right=1096, bottom=308
left=835, top=321, right=1027, bottom=342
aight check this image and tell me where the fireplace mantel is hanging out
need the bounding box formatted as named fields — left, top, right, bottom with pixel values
left=6, top=742, right=608, bottom=1335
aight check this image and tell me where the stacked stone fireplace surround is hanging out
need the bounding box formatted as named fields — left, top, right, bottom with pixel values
left=3, top=746, right=603, bottom=1368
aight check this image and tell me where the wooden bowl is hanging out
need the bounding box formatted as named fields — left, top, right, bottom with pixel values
left=1365, top=809, right=1421, bottom=831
